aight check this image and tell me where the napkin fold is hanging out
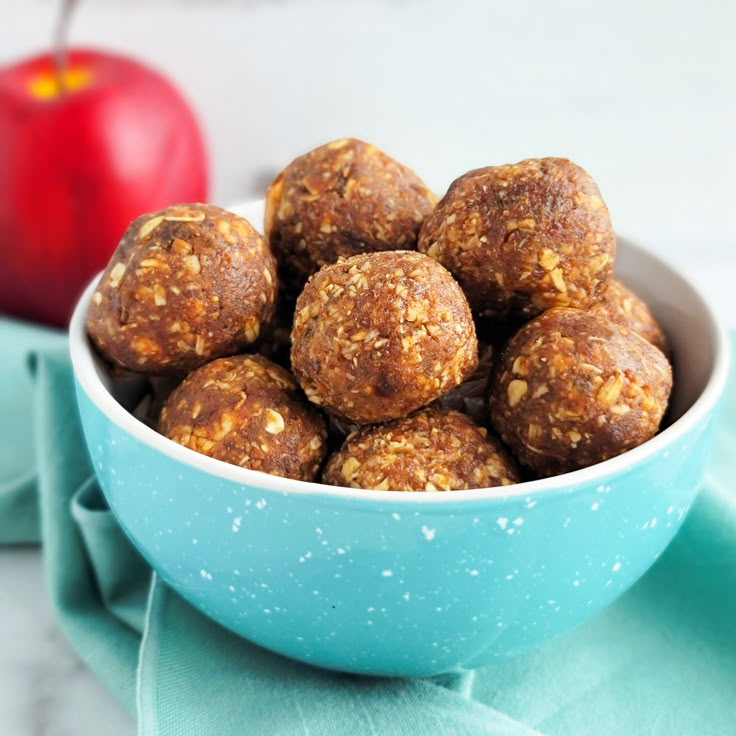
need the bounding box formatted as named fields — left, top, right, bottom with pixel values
left=1, top=317, right=734, bottom=736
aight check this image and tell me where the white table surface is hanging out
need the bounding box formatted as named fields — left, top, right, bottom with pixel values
left=1, top=1, right=734, bottom=733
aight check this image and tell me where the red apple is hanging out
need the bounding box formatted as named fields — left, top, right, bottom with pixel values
left=0, top=48, right=208, bottom=326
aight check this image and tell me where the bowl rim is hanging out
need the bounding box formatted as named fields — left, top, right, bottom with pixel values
left=70, top=223, right=730, bottom=505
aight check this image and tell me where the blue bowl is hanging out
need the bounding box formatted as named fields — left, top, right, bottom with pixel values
left=70, top=201, right=729, bottom=677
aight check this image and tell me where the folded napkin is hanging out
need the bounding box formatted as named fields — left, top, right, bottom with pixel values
left=1, top=316, right=735, bottom=735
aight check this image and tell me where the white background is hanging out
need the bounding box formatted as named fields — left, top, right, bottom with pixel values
left=1, top=1, right=735, bottom=733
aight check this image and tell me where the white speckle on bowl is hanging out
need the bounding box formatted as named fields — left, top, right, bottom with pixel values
left=391, top=512, right=401, bottom=521
left=435, top=607, right=444, bottom=612
left=667, top=505, right=675, bottom=515
left=367, top=606, right=375, bottom=612
left=228, top=585, right=235, bottom=592
left=506, top=528, right=516, bottom=536
left=663, top=450, right=670, bottom=458
left=563, top=517, right=571, bottom=527
left=312, top=590, right=320, bottom=596
left=496, top=517, right=509, bottom=530
left=381, top=569, right=394, bottom=577
left=651, top=517, right=658, bottom=527
left=263, top=608, right=272, bottom=614
left=591, top=501, right=600, bottom=511
left=316, top=527, right=324, bottom=535
left=234, top=569, right=240, bottom=576
left=524, top=498, right=537, bottom=508
left=192, top=538, right=198, bottom=545
left=468, top=569, right=479, bottom=576
left=367, top=620, right=374, bottom=625
left=421, top=525, right=436, bottom=541
left=232, top=516, right=242, bottom=532
left=513, top=517, right=524, bottom=526
left=573, top=579, right=580, bottom=587
left=548, top=599, right=556, bottom=605
left=612, top=562, right=622, bottom=572
left=296, top=636, right=304, bottom=642
left=336, top=547, right=346, bottom=555
left=255, top=499, right=267, bottom=510
left=642, top=520, right=650, bottom=529
left=505, top=573, right=514, bottom=580
left=199, top=569, right=212, bottom=581
left=403, top=592, right=411, bottom=601
left=226, top=506, right=233, bottom=514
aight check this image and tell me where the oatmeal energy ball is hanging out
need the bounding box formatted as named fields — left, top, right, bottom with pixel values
left=291, top=251, right=478, bottom=424
left=419, top=158, right=615, bottom=321
left=489, top=308, right=672, bottom=477
left=159, top=354, right=327, bottom=481
left=265, top=138, right=436, bottom=288
left=588, top=278, right=669, bottom=356
left=323, top=407, right=520, bottom=491
left=87, top=203, right=278, bottom=375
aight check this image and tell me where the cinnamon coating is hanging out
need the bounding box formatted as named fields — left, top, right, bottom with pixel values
left=87, top=203, right=277, bottom=375
left=588, top=279, right=669, bottom=356
left=291, top=251, right=478, bottom=424
left=489, top=308, right=672, bottom=476
left=159, top=354, right=327, bottom=481
left=265, top=138, right=436, bottom=289
left=419, top=158, right=615, bottom=321
left=323, top=407, right=520, bottom=491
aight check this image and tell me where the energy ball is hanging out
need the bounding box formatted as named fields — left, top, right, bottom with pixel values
left=419, top=158, right=615, bottom=321
left=588, top=279, right=669, bottom=356
left=291, top=251, right=478, bottom=424
left=264, top=138, right=436, bottom=289
left=322, top=407, right=520, bottom=491
left=159, top=354, right=327, bottom=481
left=87, top=203, right=278, bottom=375
left=489, top=308, right=672, bottom=477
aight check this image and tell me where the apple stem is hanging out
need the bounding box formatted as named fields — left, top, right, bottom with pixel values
left=54, top=0, right=80, bottom=93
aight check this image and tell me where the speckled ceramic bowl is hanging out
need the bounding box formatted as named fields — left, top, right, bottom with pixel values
left=70, top=201, right=729, bottom=677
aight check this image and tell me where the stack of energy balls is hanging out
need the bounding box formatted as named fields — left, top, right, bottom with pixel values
left=87, top=139, right=672, bottom=491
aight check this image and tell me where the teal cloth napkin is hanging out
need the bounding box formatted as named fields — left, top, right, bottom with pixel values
left=1, top=316, right=735, bottom=735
